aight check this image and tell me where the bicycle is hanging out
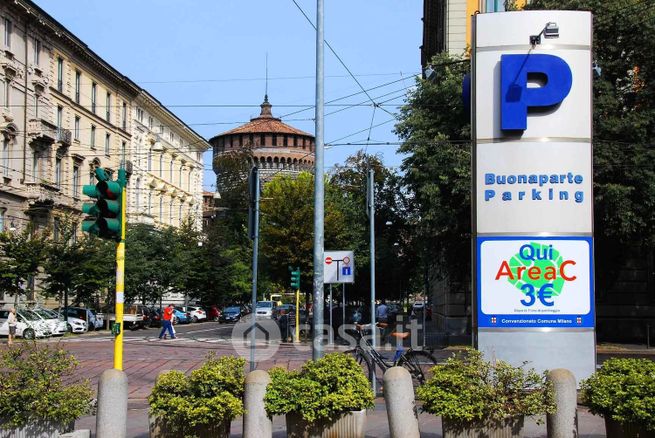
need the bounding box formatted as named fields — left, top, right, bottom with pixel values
left=345, top=322, right=439, bottom=391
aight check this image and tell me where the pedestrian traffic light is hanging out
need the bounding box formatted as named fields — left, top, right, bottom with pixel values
left=81, top=167, right=123, bottom=241
left=289, top=266, right=301, bottom=289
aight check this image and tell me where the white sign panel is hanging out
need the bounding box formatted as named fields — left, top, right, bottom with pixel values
left=476, top=141, right=592, bottom=233
left=324, top=251, right=354, bottom=284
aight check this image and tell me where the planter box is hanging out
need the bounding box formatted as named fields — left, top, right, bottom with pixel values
left=0, top=420, right=73, bottom=438
left=442, top=417, right=524, bottom=438
left=605, top=418, right=655, bottom=438
left=286, top=409, right=366, bottom=438
left=149, top=415, right=229, bottom=438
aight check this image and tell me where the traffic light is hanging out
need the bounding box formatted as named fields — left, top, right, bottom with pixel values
left=81, top=167, right=123, bottom=241
left=289, top=266, right=301, bottom=289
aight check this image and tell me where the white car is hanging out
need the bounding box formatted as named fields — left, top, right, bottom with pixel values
left=184, top=306, right=207, bottom=323
left=32, top=308, right=68, bottom=336
left=255, top=301, right=275, bottom=319
left=51, top=310, right=88, bottom=333
left=0, top=309, right=51, bottom=340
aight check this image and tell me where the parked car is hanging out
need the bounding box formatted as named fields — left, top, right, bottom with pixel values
left=0, top=308, right=51, bottom=339
left=53, top=306, right=101, bottom=330
left=172, top=308, right=190, bottom=324
left=183, top=306, right=207, bottom=323
left=51, top=308, right=89, bottom=333
left=146, top=307, right=163, bottom=328
left=206, top=305, right=221, bottom=322
left=32, top=307, right=67, bottom=336
left=272, top=304, right=295, bottom=320
left=219, top=306, right=243, bottom=323
left=255, top=301, right=275, bottom=319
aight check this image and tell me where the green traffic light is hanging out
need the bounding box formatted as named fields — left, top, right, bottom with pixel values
left=81, top=166, right=125, bottom=241
left=82, top=185, right=98, bottom=198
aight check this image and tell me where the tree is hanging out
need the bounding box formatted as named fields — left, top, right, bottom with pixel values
left=259, top=172, right=348, bottom=292
left=524, top=0, right=655, bottom=245
left=394, top=52, right=471, bottom=285
left=42, top=218, right=114, bottom=308
left=0, top=225, right=50, bottom=302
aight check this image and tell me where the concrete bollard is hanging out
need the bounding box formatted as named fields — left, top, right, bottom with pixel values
left=243, top=369, right=272, bottom=438
left=383, top=366, right=420, bottom=438
left=96, top=369, right=128, bottom=438
left=547, top=368, right=578, bottom=438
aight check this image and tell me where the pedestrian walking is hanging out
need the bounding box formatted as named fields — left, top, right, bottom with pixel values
left=158, top=304, right=176, bottom=340
left=7, top=307, right=17, bottom=345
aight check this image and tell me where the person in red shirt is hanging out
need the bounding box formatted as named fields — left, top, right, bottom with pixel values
left=159, top=304, right=176, bottom=340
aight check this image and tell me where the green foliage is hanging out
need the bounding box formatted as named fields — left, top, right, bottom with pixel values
left=581, top=358, right=655, bottom=430
left=0, top=343, right=93, bottom=428
left=0, top=225, right=49, bottom=299
left=149, top=354, right=246, bottom=437
left=264, top=353, right=374, bottom=423
left=395, top=52, right=472, bottom=285
left=416, top=349, right=554, bottom=431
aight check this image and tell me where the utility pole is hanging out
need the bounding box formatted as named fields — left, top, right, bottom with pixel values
left=368, top=168, right=376, bottom=393
left=312, top=0, right=325, bottom=361
left=249, top=167, right=260, bottom=371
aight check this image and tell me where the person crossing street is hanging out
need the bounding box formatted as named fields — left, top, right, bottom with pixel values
left=158, top=304, right=176, bottom=340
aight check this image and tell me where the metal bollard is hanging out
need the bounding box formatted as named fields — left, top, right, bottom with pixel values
left=383, top=367, right=420, bottom=438
left=547, top=368, right=578, bottom=438
left=96, top=369, right=128, bottom=438
left=243, top=370, right=272, bottom=438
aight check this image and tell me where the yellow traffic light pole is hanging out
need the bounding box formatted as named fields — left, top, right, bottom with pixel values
left=295, top=288, right=300, bottom=343
left=113, top=174, right=127, bottom=370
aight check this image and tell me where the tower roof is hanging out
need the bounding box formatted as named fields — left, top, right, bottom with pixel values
left=211, top=96, right=313, bottom=140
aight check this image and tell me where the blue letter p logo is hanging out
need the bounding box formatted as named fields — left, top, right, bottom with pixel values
left=501, top=54, right=572, bottom=131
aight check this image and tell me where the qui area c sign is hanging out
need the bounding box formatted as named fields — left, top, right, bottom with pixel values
left=477, top=236, right=594, bottom=328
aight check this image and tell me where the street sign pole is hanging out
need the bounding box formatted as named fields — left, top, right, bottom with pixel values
left=249, top=167, right=260, bottom=371
left=295, top=288, right=300, bottom=343
left=368, top=169, right=376, bottom=394
left=312, top=0, right=325, bottom=361
left=329, top=284, right=333, bottom=345
left=342, top=283, right=346, bottom=330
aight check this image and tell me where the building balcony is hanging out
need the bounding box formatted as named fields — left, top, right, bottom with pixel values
left=24, top=181, right=65, bottom=207
left=28, top=118, right=57, bottom=145
left=56, top=128, right=72, bottom=147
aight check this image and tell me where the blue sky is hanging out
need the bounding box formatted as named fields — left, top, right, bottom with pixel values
left=33, top=0, right=423, bottom=190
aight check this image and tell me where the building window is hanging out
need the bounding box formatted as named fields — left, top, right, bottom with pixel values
left=121, top=141, right=126, bottom=159
left=91, top=82, right=97, bottom=113
left=106, top=92, right=111, bottom=122
left=260, top=134, right=265, bottom=146
left=53, top=218, right=60, bottom=241
left=90, top=125, right=96, bottom=149
left=105, top=133, right=110, bottom=156
left=147, top=149, right=152, bottom=171
left=294, top=137, right=298, bottom=147
left=57, top=57, right=63, bottom=92
left=74, top=116, right=80, bottom=140
left=136, top=108, right=143, bottom=123
left=32, top=149, right=39, bottom=180
left=55, top=156, right=62, bottom=188
left=4, top=17, right=11, bottom=49
left=272, top=134, right=277, bottom=146
left=33, top=38, right=40, bottom=65
left=249, top=133, right=254, bottom=146
left=283, top=135, right=288, bottom=146
left=2, top=138, right=8, bottom=177
left=73, top=165, right=80, bottom=197
left=74, top=71, right=80, bottom=103
left=159, top=125, right=164, bottom=134
left=148, top=116, right=153, bottom=131
left=122, top=102, right=127, bottom=130
left=188, top=170, right=192, bottom=190
left=169, top=132, right=174, bottom=142
left=135, top=178, right=141, bottom=210
left=56, top=106, right=63, bottom=129
left=2, top=79, right=8, bottom=108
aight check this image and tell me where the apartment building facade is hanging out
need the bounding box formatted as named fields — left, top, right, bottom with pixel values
left=0, top=0, right=208, bottom=238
